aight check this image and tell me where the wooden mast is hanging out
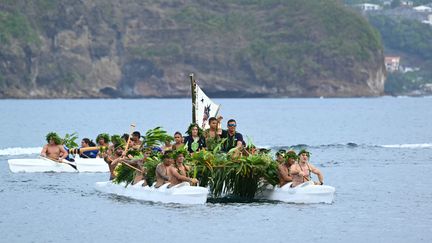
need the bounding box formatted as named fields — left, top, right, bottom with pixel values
left=190, top=73, right=197, bottom=124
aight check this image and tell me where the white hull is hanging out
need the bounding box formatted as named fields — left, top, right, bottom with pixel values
left=258, top=181, right=335, bottom=204
left=95, top=181, right=209, bottom=205
left=7, top=157, right=109, bottom=173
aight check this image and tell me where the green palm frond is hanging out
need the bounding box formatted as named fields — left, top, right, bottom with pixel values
left=142, top=127, right=173, bottom=148
left=62, top=132, right=79, bottom=148
left=113, top=164, right=135, bottom=186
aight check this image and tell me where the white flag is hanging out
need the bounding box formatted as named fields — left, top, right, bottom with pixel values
left=195, top=84, right=220, bottom=129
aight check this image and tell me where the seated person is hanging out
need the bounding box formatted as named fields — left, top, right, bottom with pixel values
left=79, top=138, right=98, bottom=158
left=130, top=131, right=142, bottom=149
left=96, top=133, right=111, bottom=158
left=168, top=150, right=198, bottom=186
left=277, top=150, right=297, bottom=187
left=290, top=149, right=324, bottom=187
left=155, top=151, right=174, bottom=188
left=276, top=149, right=286, bottom=164
left=40, top=132, right=68, bottom=161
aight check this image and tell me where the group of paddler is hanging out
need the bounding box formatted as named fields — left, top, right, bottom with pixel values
left=40, top=115, right=325, bottom=189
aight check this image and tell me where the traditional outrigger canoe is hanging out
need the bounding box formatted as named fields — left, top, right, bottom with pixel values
left=257, top=181, right=336, bottom=204
left=7, top=156, right=109, bottom=173
left=94, top=181, right=209, bottom=205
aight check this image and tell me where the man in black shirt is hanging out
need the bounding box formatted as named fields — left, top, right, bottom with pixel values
left=221, top=119, right=245, bottom=152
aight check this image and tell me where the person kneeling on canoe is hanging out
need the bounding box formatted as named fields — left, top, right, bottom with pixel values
left=40, top=132, right=68, bottom=161
left=289, top=149, right=324, bottom=187
left=126, top=148, right=152, bottom=186
left=104, top=145, right=126, bottom=180
left=277, top=150, right=297, bottom=187
left=155, top=151, right=175, bottom=188
left=168, top=150, right=198, bottom=187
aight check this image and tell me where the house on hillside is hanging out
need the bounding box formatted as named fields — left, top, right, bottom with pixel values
left=356, top=3, right=383, bottom=11
left=413, top=5, right=432, bottom=13
left=401, top=1, right=414, bottom=7
left=385, top=56, right=401, bottom=72
left=382, top=1, right=392, bottom=7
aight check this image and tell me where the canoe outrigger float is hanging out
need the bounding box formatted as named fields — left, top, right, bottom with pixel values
left=8, top=156, right=108, bottom=173
left=95, top=181, right=209, bottom=205
left=258, top=181, right=336, bottom=204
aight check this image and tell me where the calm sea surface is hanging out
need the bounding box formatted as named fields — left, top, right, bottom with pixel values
left=1, top=97, right=431, bottom=243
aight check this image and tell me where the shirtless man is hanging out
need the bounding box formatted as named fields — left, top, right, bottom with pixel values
left=40, top=132, right=68, bottom=161
left=168, top=151, right=198, bottom=186
left=275, top=149, right=286, bottom=164
left=277, top=150, right=297, bottom=187
left=104, top=146, right=126, bottom=180
left=155, top=151, right=174, bottom=188
left=289, top=149, right=324, bottom=187
left=131, top=131, right=142, bottom=149
left=128, top=148, right=152, bottom=186
left=96, top=133, right=110, bottom=158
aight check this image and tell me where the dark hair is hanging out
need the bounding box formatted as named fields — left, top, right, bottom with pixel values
left=132, top=131, right=141, bottom=137
left=174, top=131, right=182, bottom=137
left=209, top=117, right=217, bottom=123
left=82, top=138, right=91, bottom=145
left=186, top=123, right=203, bottom=137
left=82, top=138, right=96, bottom=146
left=121, top=133, right=129, bottom=141
left=162, top=150, right=173, bottom=159
left=227, top=119, right=236, bottom=125
left=96, top=133, right=110, bottom=144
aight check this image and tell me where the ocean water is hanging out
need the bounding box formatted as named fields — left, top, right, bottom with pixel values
left=1, top=97, right=431, bottom=243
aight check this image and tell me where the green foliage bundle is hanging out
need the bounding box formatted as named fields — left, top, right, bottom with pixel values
left=62, top=132, right=79, bottom=148
left=142, top=127, right=173, bottom=148
left=112, top=127, right=174, bottom=186
left=113, top=164, right=135, bottom=186
left=111, top=135, right=124, bottom=148
left=189, top=144, right=278, bottom=199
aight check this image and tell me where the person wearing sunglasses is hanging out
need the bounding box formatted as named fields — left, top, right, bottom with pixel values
left=221, top=119, right=245, bottom=152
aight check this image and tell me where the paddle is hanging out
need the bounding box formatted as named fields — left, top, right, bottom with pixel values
left=39, top=156, right=78, bottom=171
left=123, top=123, right=136, bottom=158
left=117, top=123, right=144, bottom=174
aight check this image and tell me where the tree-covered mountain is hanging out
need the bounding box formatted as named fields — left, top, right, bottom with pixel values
left=0, top=0, right=385, bottom=98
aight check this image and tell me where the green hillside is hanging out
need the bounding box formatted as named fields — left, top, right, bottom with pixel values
left=0, top=0, right=386, bottom=98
